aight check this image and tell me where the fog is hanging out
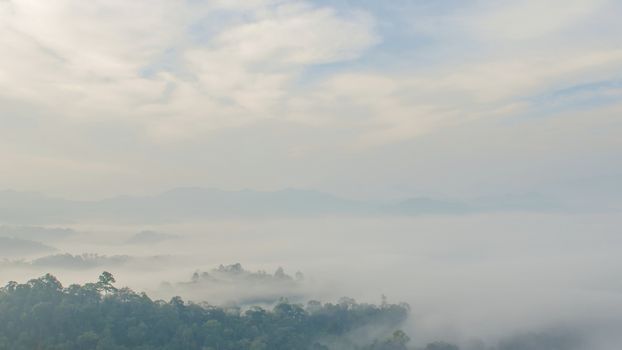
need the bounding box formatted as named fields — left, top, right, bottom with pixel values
left=1, top=212, right=621, bottom=349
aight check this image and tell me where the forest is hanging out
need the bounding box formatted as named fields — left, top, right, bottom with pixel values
left=0, top=272, right=430, bottom=350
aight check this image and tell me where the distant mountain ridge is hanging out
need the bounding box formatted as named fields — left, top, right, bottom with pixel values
left=0, top=187, right=572, bottom=224
left=0, top=236, right=56, bottom=257
left=0, top=188, right=367, bottom=223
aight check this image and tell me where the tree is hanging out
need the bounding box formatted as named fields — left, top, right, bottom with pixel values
left=97, top=271, right=117, bottom=294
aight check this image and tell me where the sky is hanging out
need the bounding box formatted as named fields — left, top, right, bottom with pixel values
left=1, top=0, right=621, bottom=200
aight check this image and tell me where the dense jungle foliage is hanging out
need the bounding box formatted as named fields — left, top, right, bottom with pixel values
left=0, top=272, right=420, bottom=350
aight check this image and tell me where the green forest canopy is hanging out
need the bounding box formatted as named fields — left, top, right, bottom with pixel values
left=0, top=272, right=420, bottom=350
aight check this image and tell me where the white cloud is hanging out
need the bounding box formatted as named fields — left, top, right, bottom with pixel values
left=465, top=0, right=610, bottom=40
left=0, top=0, right=377, bottom=139
left=1, top=0, right=621, bottom=197
left=2, top=0, right=618, bottom=147
left=280, top=43, right=622, bottom=148
left=212, top=3, right=376, bottom=65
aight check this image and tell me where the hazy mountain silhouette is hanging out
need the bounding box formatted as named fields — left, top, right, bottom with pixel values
left=126, top=230, right=178, bottom=244
left=0, top=237, right=56, bottom=257
left=0, top=188, right=367, bottom=223
left=0, top=225, right=76, bottom=241
left=0, top=187, right=574, bottom=224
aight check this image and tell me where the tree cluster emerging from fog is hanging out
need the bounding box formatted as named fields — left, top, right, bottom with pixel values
left=161, top=263, right=307, bottom=306
left=0, top=273, right=414, bottom=350
left=185, top=263, right=303, bottom=285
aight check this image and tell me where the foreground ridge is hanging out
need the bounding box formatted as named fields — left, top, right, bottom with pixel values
left=0, top=272, right=416, bottom=350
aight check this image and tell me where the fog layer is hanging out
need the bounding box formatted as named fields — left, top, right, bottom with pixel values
left=1, top=212, right=620, bottom=348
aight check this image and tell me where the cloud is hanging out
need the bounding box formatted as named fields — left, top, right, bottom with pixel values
left=281, top=44, right=622, bottom=147
left=465, top=0, right=610, bottom=40
left=0, top=0, right=621, bottom=198
left=210, top=3, right=376, bottom=65
left=1, top=0, right=619, bottom=142
left=0, top=0, right=377, bottom=140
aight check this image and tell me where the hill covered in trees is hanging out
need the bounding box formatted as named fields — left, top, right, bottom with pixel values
left=0, top=272, right=416, bottom=350
left=162, top=263, right=306, bottom=306
left=1, top=273, right=578, bottom=350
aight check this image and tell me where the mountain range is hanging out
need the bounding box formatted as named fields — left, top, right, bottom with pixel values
left=0, top=187, right=581, bottom=224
